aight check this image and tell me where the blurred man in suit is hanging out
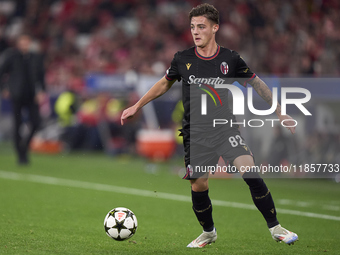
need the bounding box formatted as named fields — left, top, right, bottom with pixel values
left=0, top=34, right=46, bottom=164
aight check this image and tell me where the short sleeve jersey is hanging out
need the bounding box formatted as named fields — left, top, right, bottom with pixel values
left=165, top=45, right=256, bottom=132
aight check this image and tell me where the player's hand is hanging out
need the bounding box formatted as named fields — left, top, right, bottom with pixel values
left=121, top=105, right=138, bottom=125
left=279, top=114, right=296, bottom=134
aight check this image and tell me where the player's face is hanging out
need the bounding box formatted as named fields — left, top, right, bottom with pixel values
left=190, top=16, right=218, bottom=48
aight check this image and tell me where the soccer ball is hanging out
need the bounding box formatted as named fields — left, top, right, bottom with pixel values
left=104, top=207, right=138, bottom=241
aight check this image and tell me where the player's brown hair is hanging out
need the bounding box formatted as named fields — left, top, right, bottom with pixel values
left=189, top=3, right=219, bottom=24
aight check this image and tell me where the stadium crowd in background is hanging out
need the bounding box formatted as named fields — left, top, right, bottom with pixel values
left=0, top=0, right=339, bottom=164
left=0, top=0, right=340, bottom=95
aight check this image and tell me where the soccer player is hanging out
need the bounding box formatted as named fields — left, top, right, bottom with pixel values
left=121, top=3, right=298, bottom=248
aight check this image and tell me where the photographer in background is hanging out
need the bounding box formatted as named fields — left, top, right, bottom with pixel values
left=0, top=33, right=46, bottom=165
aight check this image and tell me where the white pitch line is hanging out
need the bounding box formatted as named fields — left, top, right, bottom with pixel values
left=1, top=170, right=340, bottom=222
left=277, top=199, right=340, bottom=212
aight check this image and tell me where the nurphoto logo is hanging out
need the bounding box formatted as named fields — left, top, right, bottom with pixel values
left=190, top=76, right=312, bottom=128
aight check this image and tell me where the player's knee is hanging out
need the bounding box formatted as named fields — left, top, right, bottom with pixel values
left=242, top=172, right=264, bottom=187
left=242, top=171, right=268, bottom=195
left=190, top=178, right=209, bottom=192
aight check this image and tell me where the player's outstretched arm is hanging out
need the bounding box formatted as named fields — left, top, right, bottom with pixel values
left=121, top=76, right=176, bottom=125
left=248, top=76, right=295, bottom=134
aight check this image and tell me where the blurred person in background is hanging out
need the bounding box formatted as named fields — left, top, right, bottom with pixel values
left=0, top=33, right=46, bottom=165
left=54, top=89, right=78, bottom=150
left=171, top=100, right=185, bottom=153
left=73, top=93, right=103, bottom=151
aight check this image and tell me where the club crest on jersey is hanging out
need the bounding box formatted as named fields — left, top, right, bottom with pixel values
left=220, top=62, right=229, bottom=75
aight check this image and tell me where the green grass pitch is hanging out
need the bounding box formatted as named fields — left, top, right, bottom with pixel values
left=0, top=144, right=339, bottom=254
